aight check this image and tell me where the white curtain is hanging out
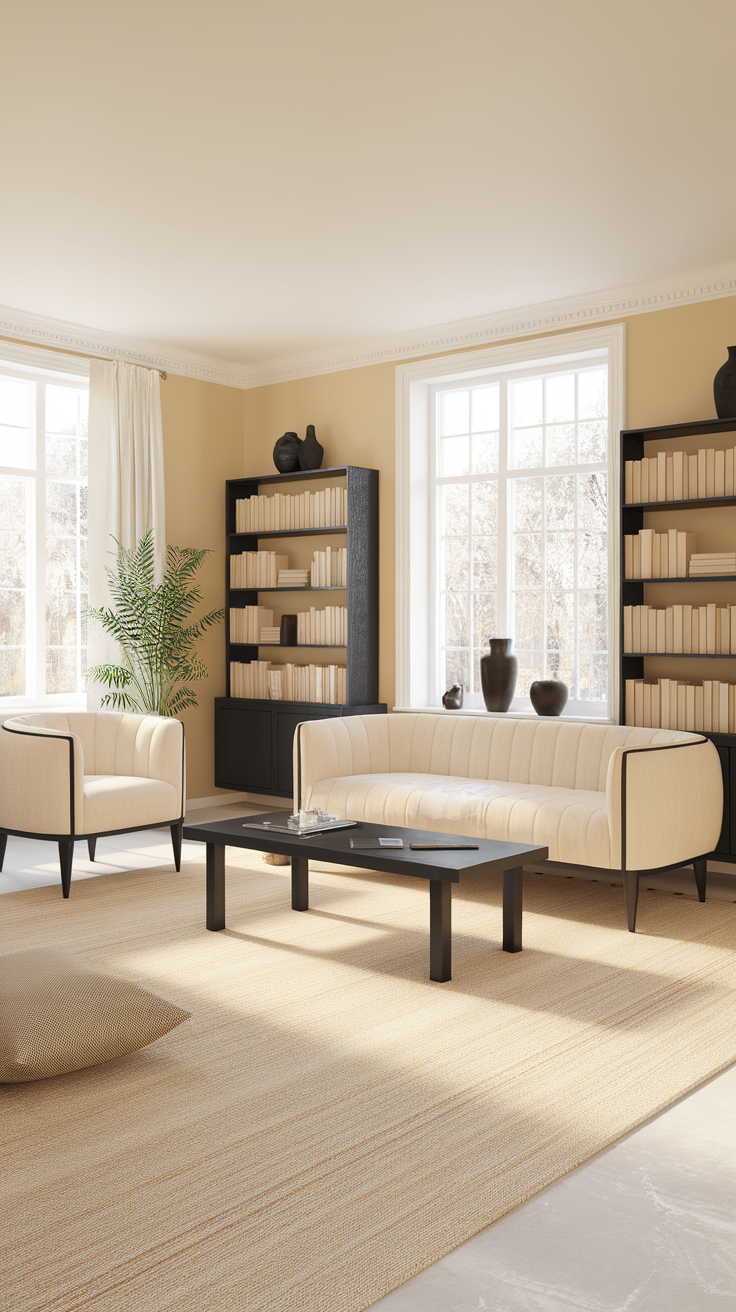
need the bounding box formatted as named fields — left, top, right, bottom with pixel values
left=87, top=359, right=166, bottom=706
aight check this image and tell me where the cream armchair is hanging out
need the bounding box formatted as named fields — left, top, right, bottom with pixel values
left=0, top=712, right=185, bottom=897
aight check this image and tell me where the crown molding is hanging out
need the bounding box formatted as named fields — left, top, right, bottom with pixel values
left=2, top=258, right=736, bottom=392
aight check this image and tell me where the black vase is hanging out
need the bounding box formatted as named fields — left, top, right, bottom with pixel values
left=442, top=684, right=464, bottom=709
left=298, top=424, right=324, bottom=471
left=480, top=639, right=518, bottom=712
left=714, top=347, right=736, bottom=419
left=273, top=432, right=301, bottom=473
left=530, top=679, right=568, bottom=716
left=280, top=614, right=298, bottom=646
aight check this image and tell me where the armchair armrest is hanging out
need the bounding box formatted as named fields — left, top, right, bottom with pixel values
left=145, top=717, right=186, bottom=817
left=0, top=720, right=85, bottom=838
left=606, top=736, right=723, bottom=871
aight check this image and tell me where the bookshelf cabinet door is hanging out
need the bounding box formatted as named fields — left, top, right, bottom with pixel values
left=216, top=705, right=273, bottom=791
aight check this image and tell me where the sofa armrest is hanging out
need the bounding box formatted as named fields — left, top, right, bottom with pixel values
left=606, top=736, right=723, bottom=871
left=294, top=718, right=363, bottom=809
left=0, top=721, right=85, bottom=837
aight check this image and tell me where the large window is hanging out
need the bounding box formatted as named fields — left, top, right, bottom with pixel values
left=0, top=353, right=89, bottom=704
left=396, top=327, right=624, bottom=719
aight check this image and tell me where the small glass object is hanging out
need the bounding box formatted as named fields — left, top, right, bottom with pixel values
left=287, top=809, right=337, bottom=831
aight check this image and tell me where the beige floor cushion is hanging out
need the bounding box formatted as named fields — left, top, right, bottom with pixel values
left=0, top=946, right=190, bottom=1082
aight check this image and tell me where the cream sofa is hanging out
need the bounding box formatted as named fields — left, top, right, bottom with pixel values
left=294, top=712, right=723, bottom=932
left=0, top=712, right=185, bottom=897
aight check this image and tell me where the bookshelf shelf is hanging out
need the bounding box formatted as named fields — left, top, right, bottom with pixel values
left=216, top=464, right=386, bottom=798
left=619, top=416, right=736, bottom=861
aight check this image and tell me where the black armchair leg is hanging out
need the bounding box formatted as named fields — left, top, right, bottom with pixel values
left=0, top=833, right=6, bottom=872
left=59, top=840, right=74, bottom=898
left=622, top=870, right=640, bottom=932
left=87, top=837, right=97, bottom=862
left=693, top=858, right=707, bottom=903
left=171, top=819, right=183, bottom=872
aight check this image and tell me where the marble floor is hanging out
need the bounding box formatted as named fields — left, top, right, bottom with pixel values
left=3, top=804, right=735, bottom=1312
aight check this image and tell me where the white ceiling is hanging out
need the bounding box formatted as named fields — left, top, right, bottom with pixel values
left=2, top=0, right=736, bottom=367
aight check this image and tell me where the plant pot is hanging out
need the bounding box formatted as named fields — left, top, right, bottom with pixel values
left=530, top=679, right=568, bottom=716
left=714, top=347, right=736, bottom=420
left=479, top=639, right=518, bottom=712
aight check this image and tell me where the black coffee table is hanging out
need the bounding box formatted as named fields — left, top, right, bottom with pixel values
left=182, top=813, right=547, bottom=982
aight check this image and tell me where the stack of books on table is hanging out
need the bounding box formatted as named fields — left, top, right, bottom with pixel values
left=688, top=552, right=736, bottom=576
left=625, top=678, right=736, bottom=732
left=259, top=626, right=281, bottom=644
left=624, top=529, right=696, bottom=578
left=277, top=568, right=310, bottom=587
left=624, top=447, right=736, bottom=503
left=624, top=603, right=736, bottom=654
left=236, top=487, right=348, bottom=532
left=310, top=547, right=347, bottom=586
left=229, top=606, right=273, bottom=643
left=297, top=605, right=348, bottom=645
left=230, top=552, right=288, bottom=587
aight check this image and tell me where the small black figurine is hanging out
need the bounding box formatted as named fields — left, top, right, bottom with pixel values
left=273, top=432, right=301, bottom=473
left=442, top=684, right=464, bottom=709
left=298, top=424, right=324, bottom=471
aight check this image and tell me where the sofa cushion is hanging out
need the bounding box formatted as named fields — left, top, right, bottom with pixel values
left=308, top=772, right=612, bottom=867
left=82, top=775, right=178, bottom=833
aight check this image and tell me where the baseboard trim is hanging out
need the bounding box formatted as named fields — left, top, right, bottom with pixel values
left=185, top=791, right=293, bottom=811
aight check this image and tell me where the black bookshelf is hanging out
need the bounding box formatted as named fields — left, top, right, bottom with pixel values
left=620, top=417, right=736, bottom=860
left=215, top=465, right=386, bottom=798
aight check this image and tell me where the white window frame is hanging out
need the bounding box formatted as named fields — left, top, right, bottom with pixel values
left=0, top=342, right=90, bottom=713
left=395, top=324, right=625, bottom=721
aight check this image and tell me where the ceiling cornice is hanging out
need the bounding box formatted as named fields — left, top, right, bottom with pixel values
left=2, top=258, right=736, bottom=392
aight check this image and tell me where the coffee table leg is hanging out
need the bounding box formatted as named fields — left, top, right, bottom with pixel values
left=292, top=855, right=309, bottom=911
left=502, top=866, right=523, bottom=953
left=429, top=879, right=451, bottom=982
left=206, top=843, right=225, bottom=930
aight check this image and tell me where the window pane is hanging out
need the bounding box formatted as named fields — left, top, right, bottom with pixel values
left=577, top=472, right=607, bottom=531
left=471, top=385, right=499, bottom=432
left=545, top=373, right=575, bottom=423
left=472, top=592, right=497, bottom=649
left=546, top=533, right=575, bottom=589
left=546, top=423, right=575, bottom=466
left=471, top=536, right=497, bottom=590
left=46, top=647, right=77, bottom=695
left=514, top=590, right=543, bottom=649
left=547, top=475, right=575, bottom=530
left=547, top=650, right=574, bottom=686
left=472, top=432, right=499, bottom=474
left=514, top=478, right=543, bottom=531
left=0, top=378, right=34, bottom=469
left=0, top=648, right=25, bottom=697
left=440, top=390, right=469, bottom=436
left=579, top=653, right=608, bottom=702
left=46, top=435, right=77, bottom=476
left=578, top=532, right=607, bottom=589
left=578, top=368, right=607, bottom=419
left=440, top=435, right=469, bottom=476
left=441, top=483, right=469, bottom=536
left=0, top=475, right=29, bottom=696
left=445, top=649, right=469, bottom=691
left=47, top=480, right=77, bottom=536
left=442, top=537, right=469, bottom=591
left=514, top=533, right=542, bottom=587
left=444, top=592, right=468, bottom=647
left=579, top=590, right=607, bottom=651
left=471, top=480, right=497, bottom=533
left=578, top=419, right=607, bottom=463
left=516, top=652, right=543, bottom=696
left=511, top=426, right=542, bottom=469
left=46, top=386, right=81, bottom=434
left=546, top=592, right=574, bottom=650
left=512, top=378, right=542, bottom=427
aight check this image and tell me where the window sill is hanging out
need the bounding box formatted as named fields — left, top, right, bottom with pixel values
left=392, top=705, right=615, bottom=725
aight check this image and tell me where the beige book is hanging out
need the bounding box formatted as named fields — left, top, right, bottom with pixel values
left=666, top=454, right=674, bottom=501
left=676, top=531, right=697, bottom=577
left=642, top=682, right=652, bottom=728
left=677, top=683, right=687, bottom=732
left=633, top=462, right=641, bottom=503
left=692, top=610, right=700, bottom=653
left=673, top=605, right=683, bottom=653
left=707, top=603, right=717, bottom=654
left=624, top=606, right=633, bottom=652
left=685, top=685, right=696, bottom=732
left=657, top=450, right=667, bottom=501
left=624, top=535, right=633, bottom=579
left=673, top=450, right=684, bottom=501
left=651, top=682, right=660, bottom=728
left=648, top=610, right=657, bottom=654
left=651, top=533, right=661, bottom=578
left=625, top=679, right=635, bottom=725
left=727, top=449, right=735, bottom=497
left=625, top=461, right=633, bottom=503
left=656, top=608, right=666, bottom=653
left=719, top=607, right=730, bottom=655
left=697, top=448, right=706, bottom=497
left=682, top=604, right=692, bottom=653
left=640, top=529, right=653, bottom=578
left=665, top=607, right=674, bottom=653
left=633, top=535, right=642, bottom=579
left=731, top=605, right=736, bottom=655
left=640, top=459, right=649, bottom=502
left=715, top=448, right=725, bottom=497
left=720, top=681, right=729, bottom=733
left=668, top=527, right=678, bottom=578
left=633, top=606, right=642, bottom=652
left=635, top=680, right=645, bottom=727
left=660, top=678, right=670, bottom=730
left=698, top=606, right=707, bottom=655
left=730, top=684, right=736, bottom=734
left=704, top=681, right=713, bottom=732
left=695, top=685, right=704, bottom=733
left=707, top=447, right=716, bottom=498
left=689, top=453, right=698, bottom=498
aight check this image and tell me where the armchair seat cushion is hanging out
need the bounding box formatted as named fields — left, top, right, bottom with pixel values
left=82, top=776, right=178, bottom=834
left=308, top=771, right=612, bottom=867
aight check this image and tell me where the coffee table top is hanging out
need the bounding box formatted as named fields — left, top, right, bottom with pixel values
left=183, top=812, right=547, bottom=882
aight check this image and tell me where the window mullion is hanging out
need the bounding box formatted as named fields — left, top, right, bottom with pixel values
left=34, top=383, right=46, bottom=699
left=498, top=380, right=509, bottom=641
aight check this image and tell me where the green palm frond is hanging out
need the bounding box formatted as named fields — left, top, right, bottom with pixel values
left=86, top=530, right=224, bottom=717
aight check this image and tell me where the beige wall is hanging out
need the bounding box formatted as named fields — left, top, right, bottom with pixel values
left=242, top=295, right=736, bottom=715
left=159, top=374, right=244, bottom=799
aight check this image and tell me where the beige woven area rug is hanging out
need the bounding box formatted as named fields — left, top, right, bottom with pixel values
left=3, top=853, right=736, bottom=1312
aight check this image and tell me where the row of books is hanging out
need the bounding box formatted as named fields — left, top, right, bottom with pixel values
left=624, top=604, right=736, bottom=655
left=624, top=447, right=736, bottom=504
left=236, top=487, right=348, bottom=532
left=229, top=660, right=347, bottom=704
left=311, top=547, right=347, bottom=586
left=229, top=606, right=273, bottom=644
left=624, top=530, right=695, bottom=579
left=230, top=552, right=287, bottom=588
left=297, top=606, right=348, bottom=646
left=625, top=678, right=736, bottom=733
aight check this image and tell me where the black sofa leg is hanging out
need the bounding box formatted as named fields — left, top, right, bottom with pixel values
left=59, top=840, right=74, bottom=898
left=693, top=858, right=707, bottom=903
left=622, top=870, right=639, bottom=932
left=87, top=837, right=97, bottom=862
left=0, top=833, right=6, bottom=872
left=171, top=820, right=183, bottom=872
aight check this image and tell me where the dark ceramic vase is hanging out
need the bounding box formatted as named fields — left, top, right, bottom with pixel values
left=480, top=639, right=518, bottom=712
left=273, top=432, right=301, bottom=473
left=530, top=679, right=568, bottom=716
left=280, top=614, right=298, bottom=646
left=298, top=424, right=324, bottom=471
left=442, top=684, right=464, bottom=709
left=714, top=347, right=736, bottom=419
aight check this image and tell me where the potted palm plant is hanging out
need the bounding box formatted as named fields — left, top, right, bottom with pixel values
left=87, top=530, right=224, bottom=715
